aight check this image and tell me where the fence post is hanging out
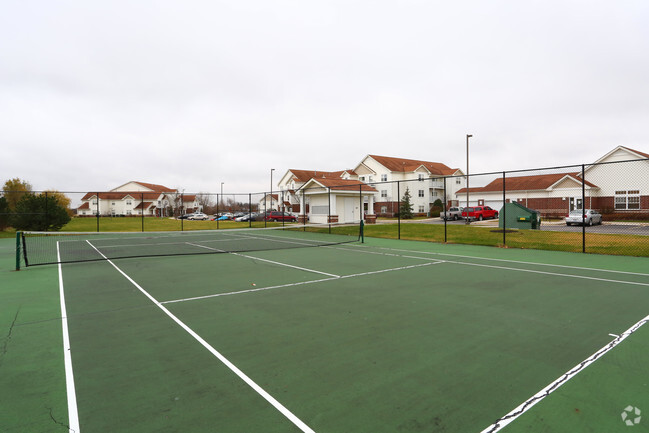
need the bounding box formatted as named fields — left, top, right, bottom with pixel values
left=443, top=177, right=447, bottom=243
left=141, top=192, right=144, bottom=232
left=44, top=191, right=48, bottom=232
left=502, top=171, right=506, bottom=246
left=248, top=193, right=252, bottom=228
left=582, top=164, right=586, bottom=253
left=96, top=192, right=100, bottom=232
left=397, top=181, right=401, bottom=240
left=328, top=187, right=331, bottom=234
left=181, top=193, right=184, bottom=231
left=302, top=187, right=306, bottom=231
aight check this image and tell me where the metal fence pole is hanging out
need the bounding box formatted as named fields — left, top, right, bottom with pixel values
left=502, top=171, right=506, bottom=246
left=397, top=180, right=401, bottom=240
left=302, top=187, right=306, bottom=231
left=96, top=192, right=100, bottom=232
left=44, top=191, right=48, bottom=231
left=443, top=177, right=447, bottom=243
left=181, top=193, right=184, bottom=231
left=328, top=187, right=331, bottom=234
left=582, top=164, right=586, bottom=253
left=141, top=192, right=144, bottom=232
left=359, top=183, right=363, bottom=224
left=249, top=193, right=252, bottom=228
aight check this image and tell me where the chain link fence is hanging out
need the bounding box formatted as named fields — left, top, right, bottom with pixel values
left=2, top=156, right=648, bottom=256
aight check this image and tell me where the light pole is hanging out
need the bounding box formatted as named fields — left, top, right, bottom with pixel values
left=270, top=168, right=275, bottom=211
left=466, top=134, right=472, bottom=224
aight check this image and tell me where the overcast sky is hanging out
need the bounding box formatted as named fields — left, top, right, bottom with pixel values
left=1, top=0, right=648, bottom=196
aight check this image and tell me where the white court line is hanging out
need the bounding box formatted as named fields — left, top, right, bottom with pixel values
left=480, top=314, right=649, bottom=433
left=334, top=244, right=649, bottom=287
left=341, top=243, right=649, bottom=277
left=186, top=242, right=340, bottom=278
left=57, top=242, right=80, bottom=433
left=84, top=240, right=317, bottom=433
left=163, top=261, right=442, bottom=305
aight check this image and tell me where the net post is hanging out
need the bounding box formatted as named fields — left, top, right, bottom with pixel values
left=360, top=220, right=365, bottom=243
left=15, top=231, right=21, bottom=270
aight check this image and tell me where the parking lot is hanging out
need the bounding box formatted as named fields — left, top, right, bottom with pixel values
left=404, top=218, right=649, bottom=236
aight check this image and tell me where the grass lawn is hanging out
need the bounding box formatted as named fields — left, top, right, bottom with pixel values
left=2, top=216, right=648, bottom=256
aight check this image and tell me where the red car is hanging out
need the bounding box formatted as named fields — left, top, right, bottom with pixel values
left=461, top=206, right=499, bottom=221
left=264, top=211, right=297, bottom=222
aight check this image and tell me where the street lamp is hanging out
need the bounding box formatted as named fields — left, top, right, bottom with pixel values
left=466, top=134, right=472, bottom=224
left=270, top=168, right=275, bottom=211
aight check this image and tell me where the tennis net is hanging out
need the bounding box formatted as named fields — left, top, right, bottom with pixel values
left=18, top=222, right=362, bottom=267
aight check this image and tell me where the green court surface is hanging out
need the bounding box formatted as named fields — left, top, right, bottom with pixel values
left=1, top=233, right=649, bottom=432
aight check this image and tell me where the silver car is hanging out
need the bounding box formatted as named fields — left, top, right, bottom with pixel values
left=565, top=209, right=602, bottom=226
left=441, top=206, right=464, bottom=221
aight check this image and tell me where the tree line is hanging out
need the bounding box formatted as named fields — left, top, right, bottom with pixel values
left=1, top=178, right=71, bottom=231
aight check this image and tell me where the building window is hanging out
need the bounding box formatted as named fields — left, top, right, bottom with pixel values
left=126, top=200, right=132, bottom=206
left=418, top=205, right=425, bottom=213
left=111, top=202, right=116, bottom=206
left=456, top=178, right=461, bottom=185
left=431, top=191, right=438, bottom=197
left=359, top=176, right=365, bottom=181
left=126, top=210, right=132, bottom=215
left=381, top=174, right=387, bottom=182
left=418, top=174, right=424, bottom=181
left=92, top=201, right=97, bottom=205
left=615, top=190, right=640, bottom=210
left=381, top=190, right=387, bottom=198
left=418, top=190, right=424, bottom=197
left=381, top=206, right=387, bottom=213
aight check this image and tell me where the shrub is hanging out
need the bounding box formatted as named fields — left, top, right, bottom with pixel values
left=11, top=193, right=71, bottom=231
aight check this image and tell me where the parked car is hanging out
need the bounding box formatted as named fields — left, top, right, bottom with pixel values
left=235, top=213, right=257, bottom=222
left=565, top=209, right=602, bottom=226
left=264, top=211, right=297, bottom=222
left=212, top=215, right=230, bottom=221
left=441, top=206, right=464, bottom=221
left=177, top=213, right=192, bottom=220
left=461, top=206, right=499, bottom=221
left=187, top=212, right=209, bottom=220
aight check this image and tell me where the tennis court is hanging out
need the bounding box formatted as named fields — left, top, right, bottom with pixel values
left=2, top=225, right=649, bottom=432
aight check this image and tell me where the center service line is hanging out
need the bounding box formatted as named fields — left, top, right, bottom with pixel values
left=85, top=240, right=317, bottom=433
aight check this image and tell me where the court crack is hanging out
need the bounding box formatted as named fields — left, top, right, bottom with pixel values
left=0, top=307, right=20, bottom=368
left=48, top=407, right=72, bottom=431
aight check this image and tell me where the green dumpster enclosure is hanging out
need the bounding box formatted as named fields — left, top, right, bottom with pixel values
left=499, top=202, right=542, bottom=230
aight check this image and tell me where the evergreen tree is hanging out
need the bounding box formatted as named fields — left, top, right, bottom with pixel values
left=0, top=197, right=9, bottom=230
left=400, top=187, right=414, bottom=219
left=11, top=193, right=71, bottom=231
